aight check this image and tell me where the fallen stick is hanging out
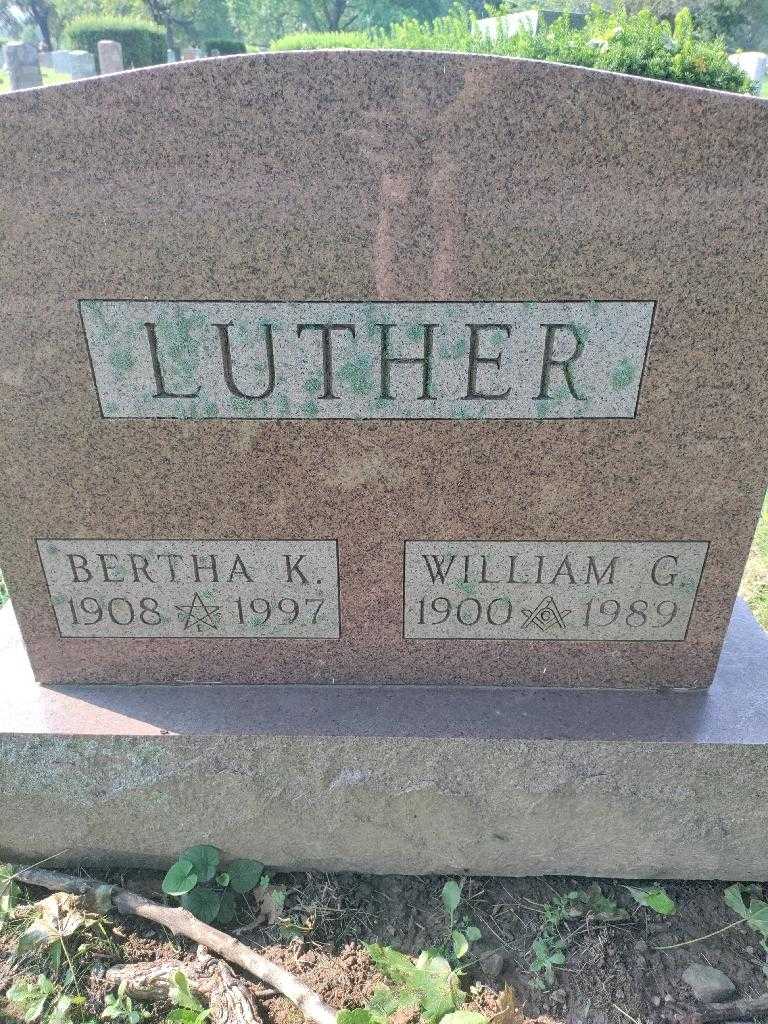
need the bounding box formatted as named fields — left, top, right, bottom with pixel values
left=14, top=866, right=336, bottom=1024
left=699, top=991, right=768, bottom=1023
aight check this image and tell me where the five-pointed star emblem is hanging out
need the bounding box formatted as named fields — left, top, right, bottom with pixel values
left=175, top=592, right=222, bottom=632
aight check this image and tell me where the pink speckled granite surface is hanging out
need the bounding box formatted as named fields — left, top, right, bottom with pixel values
left=0, top=51, right=767, bottom=688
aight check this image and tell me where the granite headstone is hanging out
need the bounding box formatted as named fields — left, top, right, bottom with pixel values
left=50, top=50, right=73, bottom=74
left=97, top=39, right=123, bottom=75
left=0, top=52, right=766, bottom=693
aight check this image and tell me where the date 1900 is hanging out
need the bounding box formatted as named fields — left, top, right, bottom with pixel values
left=416, top=595, right=680, bottom=630
left=404, top=541, right=708, bottom=642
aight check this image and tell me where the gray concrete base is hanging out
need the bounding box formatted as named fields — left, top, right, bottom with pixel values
left=2, top=599, right=768, bottom=879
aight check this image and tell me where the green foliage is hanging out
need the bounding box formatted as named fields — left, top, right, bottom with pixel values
left=165, top=970, right=210, bottom=1024
left=524, top=885, right=627, bottom=989
left=626, top=884, right=677, bottom=916
left=724, top=884, right=768, bottom=947
left=204, top=36, right=245, bottom=53
left=441, top=880, right=461, bottom=922
left=8, top=975, right=57, bottom=1022
left=0, top=568, right=9, bottom=608
left=63, top=15, right=165, bottom=68
left=0, top=863, right=21, bottom=923
left=162, top=846, right=266, bottom=925
left=8, top=975, right=90, bottom=1024
left=269, top=29, right=373, bottom=50
left=741, top=492, right=768, bottom=629
left=529, top=937, right=565, bottom=989
left=337, top=945, right=470, bottom=1024
left=237, top=0, right=445, bottom=51
left=438, top=881, right=481, bottom=964
left=102, top=981, right=149, bottom=1023
left=270, top=2, right=751, bottom=93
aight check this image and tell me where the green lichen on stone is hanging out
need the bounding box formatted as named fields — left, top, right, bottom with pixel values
left=449, top=403, right=472, bottom=419
left=304, top=371, right=323, bottom=396
left=337, top=353, right=374, bottom=395
left=301, top=399, right=320, bottom=417
left=154, top=308, right=205, bottom=392
left=231, top=396, right=256, bottom=415
left=438, top=336, right=468, bottom=360
left=455, top=581, right=477, bottom=596
left=108, top=346, right=136, bottom=377
left=535, top=384, right=572, bottom=418
left=612, top=358, right=635, bottom=390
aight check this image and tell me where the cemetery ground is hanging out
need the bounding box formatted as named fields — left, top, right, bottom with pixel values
left=0, top=68, right=71, bottom=92
left=3, top=865, right=768, bottom=1024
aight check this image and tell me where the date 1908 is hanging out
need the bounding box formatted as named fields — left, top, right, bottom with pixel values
left=39, top=539, right=340, bottom=639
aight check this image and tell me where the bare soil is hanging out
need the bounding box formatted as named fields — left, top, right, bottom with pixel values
left=2, top=870, right=767, bottom=1024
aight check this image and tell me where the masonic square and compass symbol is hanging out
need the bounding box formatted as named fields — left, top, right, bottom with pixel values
left=176, top=592, right=222, bottom=632
left=521, top=596, right=571, bottom=632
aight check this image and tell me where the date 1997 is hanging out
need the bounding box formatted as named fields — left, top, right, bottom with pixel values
left=38, top=539, right=340, bottom=639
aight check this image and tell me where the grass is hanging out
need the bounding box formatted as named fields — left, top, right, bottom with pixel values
left=0, top=66, right=72, bottom=93
left=739, top=491, right=768, bottom=629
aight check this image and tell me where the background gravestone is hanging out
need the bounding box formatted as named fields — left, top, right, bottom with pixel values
left=5, top=42, right=42, bottom=90
left=68, top=49, right=96, bottom=79
left=0, top=52, right=767, bottom=693
left=97, top=39, right=123, bottom=75
left=50, top=50, right=74, bottom=74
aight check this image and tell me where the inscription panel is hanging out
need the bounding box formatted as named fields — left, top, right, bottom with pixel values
left=81, top=300, right=654, bottom=420
left=37, top=539, right=340, bottom=639
left=404, top=541, right=708, bottom=641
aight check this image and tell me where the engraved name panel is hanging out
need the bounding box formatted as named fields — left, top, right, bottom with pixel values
left=404, top=541, right=708, bottom=641
left=37, top=539, right=340, bottom=639
left=81, top=300, right=654, bottom=420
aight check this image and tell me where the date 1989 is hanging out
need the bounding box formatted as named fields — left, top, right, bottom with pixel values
left=413, top=594, right=683, bottom=639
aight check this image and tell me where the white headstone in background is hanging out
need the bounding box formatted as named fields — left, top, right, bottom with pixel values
left=68, top=50, right=96, bottom=79
left=166, top=48, right=176, bottom=62
left=38, top=50, right=53, bottom=68
left=50, top=49, right=73, bottom=74
left=474, top=10, right=539, bottom=41
left=181, top=47, right=202, bottom=60
left=729, top=50, right=768, bottom=83
left=5, top=42, right=42, bottom=90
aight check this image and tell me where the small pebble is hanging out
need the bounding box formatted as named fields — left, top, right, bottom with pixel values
left=682, top=964, right=736, bottom=1004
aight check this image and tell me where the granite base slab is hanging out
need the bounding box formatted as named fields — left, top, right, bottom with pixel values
left=1, top=599, right=767, bottom=879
